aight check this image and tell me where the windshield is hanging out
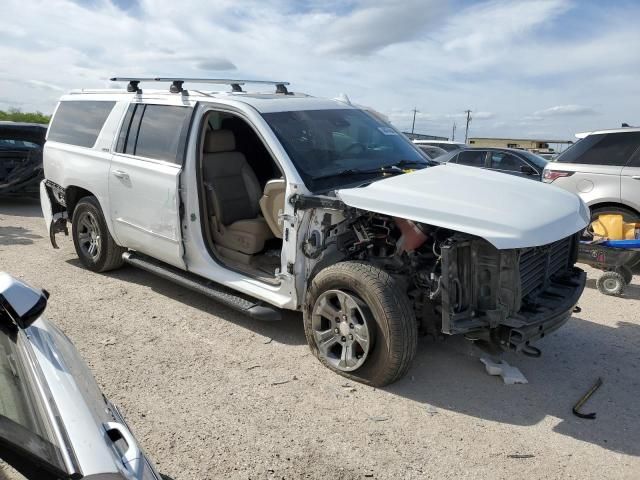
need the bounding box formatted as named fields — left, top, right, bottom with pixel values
left=262, top=108, right=430, bottom=191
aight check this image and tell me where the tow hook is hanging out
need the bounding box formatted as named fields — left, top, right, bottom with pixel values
left=521, top=345, right=541, bottom=358
left=572, top=377, right=603, bottom=420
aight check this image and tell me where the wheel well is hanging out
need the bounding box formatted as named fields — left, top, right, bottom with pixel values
left=65, top=186, right=94, bottom=217
left=589, top=202, right=640, bottom=218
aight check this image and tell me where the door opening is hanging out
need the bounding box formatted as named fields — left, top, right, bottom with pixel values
left=198, top=110, right=286, bottom=282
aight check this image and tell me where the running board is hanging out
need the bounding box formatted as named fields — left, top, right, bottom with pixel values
left=122, top=252, right=282, bottom=321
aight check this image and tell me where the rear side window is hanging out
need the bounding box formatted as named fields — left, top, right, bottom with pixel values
left=48, top=101, right=115, bottom=148
left=116, top=104, right=191, bottom=164
left=456, top=150, right=486, bottom=167
left=556, top=132, right=640, bottom=166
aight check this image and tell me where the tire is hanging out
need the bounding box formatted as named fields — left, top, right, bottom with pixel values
left=591, top=206, right=640, bottom=224
left=304, top=261, right=418, bottom=387
left=618, top=265, right=634, bottom=285
left=596, top=271, right=625, bottom=296
left=71, top=196, right=125, bottom=272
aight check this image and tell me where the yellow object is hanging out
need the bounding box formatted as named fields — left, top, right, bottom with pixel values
left=591, top=214, right=638, bottom=240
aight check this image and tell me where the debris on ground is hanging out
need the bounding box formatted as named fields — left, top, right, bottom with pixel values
left=480, top=357, right=528, bottom=384
left=573, top=377, right=603, bottom=419
left=368, top=415, right=390, bottom=422
left=507, top=454, right=535, bottom=459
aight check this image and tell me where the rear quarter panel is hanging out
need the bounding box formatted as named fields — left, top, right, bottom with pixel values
left=44, top=101, right=128, bottom=236
left=547, top=163, right=622, bottom=207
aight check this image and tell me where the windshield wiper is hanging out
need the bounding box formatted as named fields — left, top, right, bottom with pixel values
left=311, top=165, right=404, bottom=182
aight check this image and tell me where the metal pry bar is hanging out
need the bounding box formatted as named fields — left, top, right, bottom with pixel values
left=572, top=377, right=603, bottom=419
left=109, top=77, right=290, bottom=94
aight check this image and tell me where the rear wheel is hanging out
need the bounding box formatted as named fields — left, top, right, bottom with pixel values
left=72, top=196, right=125, bottom=272
left=596, top=271, right=625, bottom=296
left=304, top=262, right=417, bottom=387
left=591, top=205, right=640, bottom=224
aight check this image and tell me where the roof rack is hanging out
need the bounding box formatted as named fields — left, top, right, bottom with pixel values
left=109, top=77, right=291, bottom=94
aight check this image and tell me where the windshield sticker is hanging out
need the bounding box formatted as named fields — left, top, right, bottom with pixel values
left=377, top=127, right=398, bottom=136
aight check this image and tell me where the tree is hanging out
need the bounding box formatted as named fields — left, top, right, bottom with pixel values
left=0, top=108, right=51, bottom=124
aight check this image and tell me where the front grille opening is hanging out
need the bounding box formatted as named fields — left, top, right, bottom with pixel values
left=519, top=236, right=572, bottom=299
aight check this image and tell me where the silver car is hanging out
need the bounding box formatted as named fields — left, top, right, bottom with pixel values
left=542, top=128, right=640, bottom=223
left=0, top=273, right=162, bottom=480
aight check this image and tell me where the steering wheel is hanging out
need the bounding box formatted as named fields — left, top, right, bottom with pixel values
left=343, top=142, right=366, bottom=155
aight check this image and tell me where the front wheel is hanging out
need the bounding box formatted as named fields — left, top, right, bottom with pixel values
left=304, top=262, right=418, bottom=387
left=72, top=196, right=125, bottom=272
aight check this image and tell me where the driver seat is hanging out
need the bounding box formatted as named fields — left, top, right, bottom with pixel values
left=202, top=130, right=273, bottom=256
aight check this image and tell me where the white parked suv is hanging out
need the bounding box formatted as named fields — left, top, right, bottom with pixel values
left=41, top=77, right=589, bottom=386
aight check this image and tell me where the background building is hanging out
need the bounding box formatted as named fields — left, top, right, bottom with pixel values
left=468, top=137, right=573, bottom=153
left=403, top=132, right=448, bottom=141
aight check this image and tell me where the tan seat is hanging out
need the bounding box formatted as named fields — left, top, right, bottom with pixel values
left=202, top=130, right=273, bottom=256
left=259, top=179, right=286, bottom=238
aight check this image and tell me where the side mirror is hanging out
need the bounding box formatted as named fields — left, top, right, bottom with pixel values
left=520, top=164, right=537, bottom=175
left=0, top=273, right=48, bottom=329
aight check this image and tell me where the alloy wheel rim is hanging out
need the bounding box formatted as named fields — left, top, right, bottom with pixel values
left=603, top=277, right=619, bottom=293
left=311, top=289, right=372, bottom=372
left=77, top=211, right=102, bottom=261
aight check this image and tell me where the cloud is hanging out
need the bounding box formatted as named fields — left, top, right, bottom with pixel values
left=195, top=58, right=237, bottom=71
left=315, top=0, right=448, bottom=55
left=0, top=0, right=638, bottom=141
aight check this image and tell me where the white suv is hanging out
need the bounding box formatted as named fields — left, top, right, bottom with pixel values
left=41, top=77, right=589, bottom=386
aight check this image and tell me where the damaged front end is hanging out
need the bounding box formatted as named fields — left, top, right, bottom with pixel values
left=436, top=233, right=585, bottom=351
left=303, top=203, right=586, bottom=354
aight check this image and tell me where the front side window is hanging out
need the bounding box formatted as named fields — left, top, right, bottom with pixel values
left=456, top=150, right=486, bottom=167
left=489, top=152, right=527, bottom=172
left=263, top=108, right=429, bottom=191
left=47, top=101, right=115, bottom=148
left=556, top=132, right=640, bottom=166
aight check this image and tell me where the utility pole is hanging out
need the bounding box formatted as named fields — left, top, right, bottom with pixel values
left=411, top=108, right=419, bottom=134
left=464, top=109, right=472, bottom=143
left=451, top=122, right=456, bottom=141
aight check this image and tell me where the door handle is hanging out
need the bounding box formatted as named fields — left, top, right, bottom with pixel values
left=632, top=176, right=640, bottom=180
left=104, top=422, right=141, bottom=472
left=112, top=170, right=129, bottom=179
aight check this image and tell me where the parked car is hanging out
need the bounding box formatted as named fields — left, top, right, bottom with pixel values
left=543, top=127, right=640, bottom=224
left=437, top=147, right=548, bottom=181
left=41, top=77, right=588, bottom=386
left=0, top=122, right=47, bottom=196
left=415, top=144, right=448, bottom=159
left=413, top=139, right=467, bottom=152
left=0, top=272, right=162, bottom=479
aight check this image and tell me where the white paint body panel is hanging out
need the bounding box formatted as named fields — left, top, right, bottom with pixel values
left=337, top=163, right=590, bottom=249
left=108, top=153, right=185, bottom=269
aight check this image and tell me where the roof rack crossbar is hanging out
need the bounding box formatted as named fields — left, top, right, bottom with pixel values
left=110, top=77, right=290, bottom=94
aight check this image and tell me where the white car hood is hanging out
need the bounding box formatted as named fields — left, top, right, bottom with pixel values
left=336, top=163, right=590, bottom=249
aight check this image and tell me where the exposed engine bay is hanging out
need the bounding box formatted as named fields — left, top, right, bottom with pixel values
left=303, top=206, right=586, bottom=353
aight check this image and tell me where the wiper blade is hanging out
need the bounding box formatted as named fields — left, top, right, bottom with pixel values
left=311, top=165, right=404, bottom=182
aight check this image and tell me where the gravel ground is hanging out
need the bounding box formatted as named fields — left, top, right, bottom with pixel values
left=1, top=198, right=639, bottom=480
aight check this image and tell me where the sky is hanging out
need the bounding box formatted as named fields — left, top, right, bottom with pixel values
left=1, top=0, right=639, bottom=141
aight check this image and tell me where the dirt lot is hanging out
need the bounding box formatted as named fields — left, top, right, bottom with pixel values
left=1, top=198, right=639, bottom=480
